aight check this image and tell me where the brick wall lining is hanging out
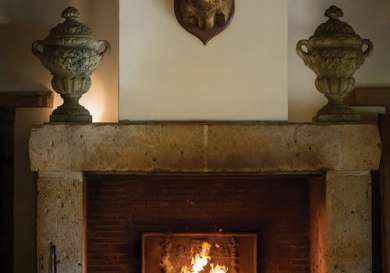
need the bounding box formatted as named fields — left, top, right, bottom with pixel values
left=86, top=175, right=313, bottom=273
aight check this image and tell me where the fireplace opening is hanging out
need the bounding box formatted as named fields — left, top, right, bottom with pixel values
left=142, top=233, right=257, bottom=273
left=86, top=174, right=324, bottom=273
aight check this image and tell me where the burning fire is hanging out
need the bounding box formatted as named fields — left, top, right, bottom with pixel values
left=181, top=242, right=228, bottom=273
left=210, top=264, right=229, bottom=273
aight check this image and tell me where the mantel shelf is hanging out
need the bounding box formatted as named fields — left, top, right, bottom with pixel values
left=346, top=87, right=390, bottom=108
left=0, top=90, right=53, bottom=108
left=29, top=123, right=381, bottom=173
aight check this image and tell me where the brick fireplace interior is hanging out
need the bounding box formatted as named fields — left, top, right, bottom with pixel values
left=86, top=174, right=325, bottom=273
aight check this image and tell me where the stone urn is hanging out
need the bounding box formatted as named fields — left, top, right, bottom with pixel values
left=32, top=7, right=110, bottom=122
left=296, top=6, right=373, bottom=122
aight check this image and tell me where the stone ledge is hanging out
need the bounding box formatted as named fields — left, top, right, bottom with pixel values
left=29, top=123, right=381, bottom=172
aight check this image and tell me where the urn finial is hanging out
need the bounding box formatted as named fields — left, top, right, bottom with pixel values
left=325, top=6, right=344, bottom=20
left=61, top=6, right=81, bottom=21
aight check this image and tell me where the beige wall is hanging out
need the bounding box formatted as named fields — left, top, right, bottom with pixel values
left=119, top=0, right=390, bottom=122
left=119, top=0, right=288, bottom=121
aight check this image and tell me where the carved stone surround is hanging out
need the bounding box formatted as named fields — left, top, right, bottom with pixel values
left=29, top=122, right=381, bottom=273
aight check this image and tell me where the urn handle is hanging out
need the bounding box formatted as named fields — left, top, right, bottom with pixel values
left=32, top=40, right=45, bottom=56
left=362, top=39, right=373, bottom=58
left=296, top=40, right=311, bottom=63
left=98, top=40, right=111, bottom=56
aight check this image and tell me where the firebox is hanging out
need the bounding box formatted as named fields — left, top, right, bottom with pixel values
left=142, top=233, right=257, bottom=273
left=86, top=174, right=314, bottom=273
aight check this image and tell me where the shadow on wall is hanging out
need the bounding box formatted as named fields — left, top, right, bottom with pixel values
left=0, top=0, right=118, bottom=122
left=0, top=22, right=50, bottom=91
left=0, top=0, right=81, bottom=91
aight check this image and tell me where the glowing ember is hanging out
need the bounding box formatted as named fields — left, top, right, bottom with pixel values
left=181, top=242, right=228, bottom=273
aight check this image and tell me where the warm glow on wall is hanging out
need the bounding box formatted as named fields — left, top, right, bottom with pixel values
left=80, top=76, right=105, bottom=122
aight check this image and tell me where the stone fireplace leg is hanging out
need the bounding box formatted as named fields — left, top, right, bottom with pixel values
left=36, top=172, right=84, bottom=273
left=325, top=171, right=372, bottom=273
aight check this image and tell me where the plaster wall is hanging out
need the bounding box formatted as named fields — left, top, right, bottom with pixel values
left=1, top=1, right=390, bottom=122
left=119, top=0, right=390, bottom=121
left=119, top=0, right=288, bottom=121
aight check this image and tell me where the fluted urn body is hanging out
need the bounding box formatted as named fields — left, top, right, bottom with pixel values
left=296, top=6, right=373, bottom=122
left=32, top=7, right=110, bottom=122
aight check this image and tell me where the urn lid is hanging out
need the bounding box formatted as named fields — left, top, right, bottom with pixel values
left=46, top=7, right=93, bottom=40
left=310, top=6, right=362, bottom=46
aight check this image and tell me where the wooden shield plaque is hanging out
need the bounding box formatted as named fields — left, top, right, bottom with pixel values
left=174, top=0, right=235, bottom=45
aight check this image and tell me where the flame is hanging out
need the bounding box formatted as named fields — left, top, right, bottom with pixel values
left=191, top=242, right=211, bottom=273
left=210, top=264, right=229, bottom=273
left=181, top=242, right=228, bottom=273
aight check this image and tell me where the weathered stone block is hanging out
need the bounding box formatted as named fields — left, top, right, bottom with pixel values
left=326, top=171, right=372, bottom=273
left=36, top=172, right=83, bottom=273
left=29, top=123, right=381, bottom=173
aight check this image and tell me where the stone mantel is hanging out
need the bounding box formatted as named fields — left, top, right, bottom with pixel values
left=30, top=122, right=381, bottom=173
left=29, top=122, right=382, bottom=273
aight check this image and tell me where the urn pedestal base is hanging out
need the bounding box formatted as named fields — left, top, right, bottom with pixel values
left=314, top=103, right=360, bottom=122
left=50, top=109, right=92, bottom=123
left=50, top=97, right=92, bottom=123
left=50, top=77, right=93, bottom=123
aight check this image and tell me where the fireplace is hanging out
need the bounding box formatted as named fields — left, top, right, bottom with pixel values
left=29, top=123, right=381, bottom=273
